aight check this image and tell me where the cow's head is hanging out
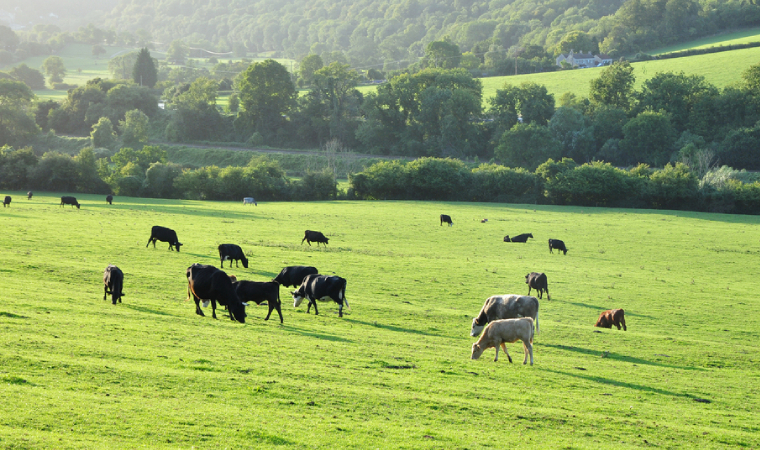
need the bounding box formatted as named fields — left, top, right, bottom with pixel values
left=470, top=343, right=485, bottom=360
left=292, top=290, right=306, bottom=307
left=525, top=273, right=530, bottom=284
left=175, top=242, right=183, bottom=252
left=241, top=256, right=249, bottom=269
left=75, top=203, right=80, bottom=209
left=470, top=318, right=486, bottom=337
left=504, top=236, right=510, bottom=242
left=229, top=301, right=247, bottom=324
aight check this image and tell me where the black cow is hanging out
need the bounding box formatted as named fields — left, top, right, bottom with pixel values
left=2, top=196, right=10, bottom=207
left=60, top=196, right=80, bottom=209
left=186, top=263, right=246, bottom=323
left=525, top=272, right=550, bottom=300
left=273, top=266, right=319, bottom=288
left=146, top=226, right=183, bottom=251
left=234, top=280, right=282, bottom=323
left=505, top=233, right=533, bottom=243
left=27, top=191, right=33, bottom=200
left=440, top=214, right=453, bottom=226
left=302, top=230, right=329, bottom=246
left=292, top=274, right=349, bottom=317
left=106, top=195, right=113, bottom=205
left=549, top=239, right=568, bottom=255
left=103, top=265, right=125, bottom=304
left=218, top=244, right=248, bottom=268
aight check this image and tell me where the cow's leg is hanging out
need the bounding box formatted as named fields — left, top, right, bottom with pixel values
left=311, top=299, right=319, bottom=315
left=338, top=302, right=343, bottom=318
left=527, top=286, right=532, bottom=296
left=621, top=316, right=627, bottom=331
left=614, top=320, right=621, bottom=330
left=275, top=301, right=283, bottom=323
left=194, top=296, right=205, bottom=317
left=146, top=237, right=153, bottom=248
left=104, top=284, right=108, bottom=301
left=546, top=287, right=550, bottom=300
left=524, top=341, right=533, bottom=365
left=211, top=300, right=218, bottom=319
left=501, top=342, right=513, bottom=363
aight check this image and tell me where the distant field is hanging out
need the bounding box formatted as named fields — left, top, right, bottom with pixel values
left=648, top=27, right=760, bottom=55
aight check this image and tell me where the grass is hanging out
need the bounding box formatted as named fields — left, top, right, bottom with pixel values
left=0, top=192, right=758, bottom=448
left=647, top=26, right=760, bottom=55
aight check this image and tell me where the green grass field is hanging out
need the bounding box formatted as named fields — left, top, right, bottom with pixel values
left=648, top=27, right=760, bottom=55
left=0, top=193, right=758, bottom=448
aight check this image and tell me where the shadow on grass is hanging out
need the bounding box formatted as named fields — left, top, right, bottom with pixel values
left=0, top=311, right=27, bottom=319
left=124, top=304, right=172, bottom=316
left=562, top=301, right=654, bottom=318
left=280, top=324, right=353, bottom=342
left=543, top=343, right=704, bottom=371
left=343, top=318, right=440, bottom=337
left=542, top=367, right=697, bottom=398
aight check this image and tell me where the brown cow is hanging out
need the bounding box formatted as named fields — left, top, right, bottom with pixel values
left=595, top=309, right=626, bottom=331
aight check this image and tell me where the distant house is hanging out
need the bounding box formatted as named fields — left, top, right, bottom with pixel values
left=556, top=50, right=612, bottom=68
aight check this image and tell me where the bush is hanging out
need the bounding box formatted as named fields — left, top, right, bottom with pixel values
left=645, top=163, right=698, bottom=210
left=295, top=169, right=338, bottom=200
left=544, top=161, right=634, bottom=206
left=469, top=164, right=540, bottom=203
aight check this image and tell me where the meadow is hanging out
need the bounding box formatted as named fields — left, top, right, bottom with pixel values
left=0, top=192, right=758, bottom=449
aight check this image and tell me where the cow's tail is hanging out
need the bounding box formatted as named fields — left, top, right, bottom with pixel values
left=113, top=276, right=123, bottom=303
left=341, top=279, right=349, bottom=309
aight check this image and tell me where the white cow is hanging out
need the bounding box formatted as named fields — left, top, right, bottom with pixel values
left=243, top=197, right=257, bottom=206
left=471, top=317, right=534, bottom=365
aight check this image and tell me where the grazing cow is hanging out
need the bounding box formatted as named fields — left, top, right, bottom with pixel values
left=103, top=265, right=125, bottom=304
left=186, top=264, right=246, bottom=323
left=292, top=274, right=349, bottom=317
left=505, top=233, right=533, bottom=243
left=2, top=196, right=10, bottom=207
left=302, top=230, right=329, bottom=246
left=549, top=239, right=568, bottom=255
left=595, top=309, right=626, bottom=331
left=243, top=197, right=257, bottom=206
left=471, top=294, right=540, bottom=337
left=146, top=226, right=183, bottom=251
left=60, top=196, right=80, bottom=209
left=106, top=195, right=113, bottom=205
left=481, top=218, right=488, bottom=223
left=27, top=191, right=33, bottom=200
left=234, top=280, right=282, bottom=323
left=471, top=318, right=534, bottom=365
left=273, top=266, right=319, bottom=288
left=218, top=244, right=248, bottom=268
left=525, top=272, right=550, bottom=300
left=440, top=214, right=453, bottom=226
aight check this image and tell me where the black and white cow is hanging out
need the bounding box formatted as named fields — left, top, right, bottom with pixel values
left=218, top=244, right=248, bottom=268
left=243, top=197, right=257, bottom=206
left=106, top=195, right=113, bottom=205
left=27, top=191, right=33, bottom=200
left=525, top=272, right=550, bottom=300
left=186, top=263, right=246, bottom=323
left=60, top=196, right=80, bottom=209
left=146, top=226, right=183, bottom=251
left=234, top=280, right=282, bottom=323
left=505, top=233, right=533, bottom=243
left=302, top=230, right=329, bottom=246
left=103, top=265, right=125, bottom=304
left=549, top=239, right=568, bottom=255
left=440, top=214, right=453, bottom=226
left=292, top=274, right=349, bottom=317
left=2, top=196, right=10, bottom=207
left=273, top=266, right=319, bottom=288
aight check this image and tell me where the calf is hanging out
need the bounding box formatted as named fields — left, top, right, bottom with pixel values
left=595, top=309, right=626, bottom=331
left=27, top=191, right=33, bottom=200
left=60, top=196, right=80, bottom=209
left=292, top=274, right=349, bottom=317
left=218, top=244, right=248, bottom=268
left=234, top=280, right=282, bottom=323
left=440, top=214, right=453, bottom=226
left=243, top=197, right=257, bottom=206
left=471, top=294, right=539, bottom=337
left=106, top=195, right=113, bottom=205
left=146, top=226, right=183, bottom=251
left=525, top=272, right=550, bottom=300
left=302, top=230, right=329, bottom=246
left=103, top=265, right=125, bottom=304
left=505, top=233, right=533, bottom=243
left=2, top=196, right=10, bottom=207
left=471, top=317, right=534, bottom=365
left=273, top=266, right=319, bottom=288
left=549, top=238, right=568, bottom=255
left=186, top=263, right=246, bottom=323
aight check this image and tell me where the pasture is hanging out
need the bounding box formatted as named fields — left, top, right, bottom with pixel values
left=0, top=193, right=758, bottom=448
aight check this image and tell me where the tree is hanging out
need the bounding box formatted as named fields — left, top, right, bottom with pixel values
left=132, top=48, right=158, bottom=88
left=8, top=64, right=45, bottom=90
left=299, top=54, right=324, bottom=86
left=557, top=31, right=596, bottom=54
left=589, top=60, right=635, bottom=110
left=549, top=106, right=596, bottom=163
left=92, top=45, right=107, bottom=58
left=108, top=52, right=139, bottom=79
left=91, top=117, right=117, bottom=148
left=236, top=59, right=297, bottom=140
left=619, top=110, right=678, bottom=166
left=424, top=37, right=461, bottom=69
left=41, top=56, right=66, bottom=84
left=635, top=71, right=717, bottom=133
left=495, top=123, right=562, bottom=171
left=119, top=109, right=150, bottom=147
left=310, top=62, right=362, bottom=144
left=0, top=79, right=39, bottom=146
left=166, top=40, right=187, bottom=64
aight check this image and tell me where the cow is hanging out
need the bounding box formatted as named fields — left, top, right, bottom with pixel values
left=2, top=196, right=10, bottom=207
left=243, top=197, right=257, bottom=206
left=146, top=226, right=183, bottom=251
left=292, top=274, right=349, bottom=317
left=106, top=195, right=113, bottom=205
left=273, top=266, right=319, bottom=288
left=302, top=230, right=329, bottom=246
left=440, top=214, right=453, bottom=226
left=186, top=263, right=246, bottom=323
left=234, top=280, right=282, bottom=323
left=549, top=239, right=568, bottom=255
left=60, top=196, right=80, bottom=209
left=525, top=272, right=550, bottom=300
left=471, top=294, right=539, bottom=337
left=505, top=233, right=533, bottom=243
left=481, top=219, right=488, bottom=223
left=595, top=309, right=626, bottom=331
left=471, top=318, right=534, bottom=365
left=103, top=265, right=125, bottom=305
left=27, top=191, right=33, bottom=200
left=218, top=244, right=248, bottom=268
